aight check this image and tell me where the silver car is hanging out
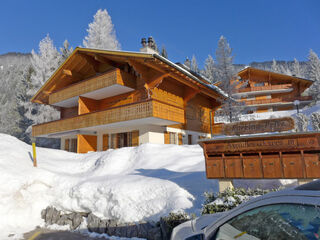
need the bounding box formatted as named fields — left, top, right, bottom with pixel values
left=171, top=180, right=320, bottom=240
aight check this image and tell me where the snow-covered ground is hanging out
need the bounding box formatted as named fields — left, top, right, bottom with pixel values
left=0, top=134, right=297, bottom=239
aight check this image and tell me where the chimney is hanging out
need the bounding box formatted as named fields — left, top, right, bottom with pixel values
left=140, top=36, right=158, bottom=54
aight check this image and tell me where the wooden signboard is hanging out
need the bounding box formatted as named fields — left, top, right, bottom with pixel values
left=213, top=117, right=295, bottom=136
left=200, top=132, right=320, bottom=179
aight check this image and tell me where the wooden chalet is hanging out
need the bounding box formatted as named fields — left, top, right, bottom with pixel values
left=31, top=47, right=226, bottom=153
left=234, top=67, right=313, bottom=113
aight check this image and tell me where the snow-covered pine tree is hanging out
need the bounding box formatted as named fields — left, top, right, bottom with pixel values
left=271, top=59, right=280, bottom=73
left=191, top=55, right=199, bottom=73
left=292, top=58, right=302, bottom=77
left=294, top=113, right=309, bottom=132
left=311, top=112, right=320, bottom=131
left=215, top=36, right=243, bottom=122
left=184, top=57, right=191, bottom=68
left=160, top=45, right=168, bottom=58
left=83, top=9, right=120, bottom=50
left=307, top=49, right=320, bottom=103
left=59, top=39, right=73, bottom=64
left=203, top=55, right=216, bottom=83
left=24, top=35, right=60, bottom=134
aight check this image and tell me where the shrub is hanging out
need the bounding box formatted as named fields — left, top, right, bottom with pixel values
left=201, top=187, right=279, bottom=215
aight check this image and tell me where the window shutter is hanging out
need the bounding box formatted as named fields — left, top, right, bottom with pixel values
left=178, top=133, right=183, bottom=145
left=164, top=131, right=170, bottom=144
left=65, top=139, right=70, bottom=151
left=131, top=130, right=139, bottom=146
left=103, top=134, right=109, bottom=151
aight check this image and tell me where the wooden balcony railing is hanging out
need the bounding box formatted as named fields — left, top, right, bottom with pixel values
left=237, top=84, right=293, bottom=93
left=32, top=99, right=185, bottom=137
left=243, top=96, right=313, bottom=106
left=48, top=68, right=136, bottom=105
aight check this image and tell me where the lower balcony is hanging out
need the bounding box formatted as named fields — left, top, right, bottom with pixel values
left=32, top=99, right=185, bottom=137
left=243, top=96, right=313, bottom=107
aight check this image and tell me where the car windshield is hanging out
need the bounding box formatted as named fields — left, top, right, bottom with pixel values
left=214, top=203, right=320, bottom=240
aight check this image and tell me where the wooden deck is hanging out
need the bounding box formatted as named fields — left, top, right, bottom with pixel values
left=32, top=99, right=185, bottom=137
left=48, top=68, right=136, bottom=105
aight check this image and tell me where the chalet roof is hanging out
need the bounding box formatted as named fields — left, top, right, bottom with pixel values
left=31, top=47, right=228, bottom=104
left=238, top=66, right=314, bottom=85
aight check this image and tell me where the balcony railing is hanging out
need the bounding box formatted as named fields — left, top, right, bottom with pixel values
left=48, top=68, right=136, bottom=105
left=237, top=84, right=293, bottom=93
left=32, top=99, right=185, bottom=137
left=243, top=96, right=313, bottom=106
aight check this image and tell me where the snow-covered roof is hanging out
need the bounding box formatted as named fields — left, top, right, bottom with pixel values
left=154, top=54, right=229, bottom=99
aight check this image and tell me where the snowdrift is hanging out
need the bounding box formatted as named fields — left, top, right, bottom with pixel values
left=0, top=134, right=213, bottom=239
left=0, top=134, right=296, bottom=239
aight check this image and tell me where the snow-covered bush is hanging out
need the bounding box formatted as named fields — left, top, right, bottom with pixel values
left=160, top=211, right=191, bottom=238
left=201, top=188, right=278, bottom=215
left=311, top=112, right=320, bottom=131
left=294, top=113, right=309, bottom=132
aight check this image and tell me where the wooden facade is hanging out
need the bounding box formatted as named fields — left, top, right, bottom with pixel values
left=200, top=132, right=320, bottom=179
left=31, top=48, right=224, bottom=153
left=234, top=67, right=313, bottom=113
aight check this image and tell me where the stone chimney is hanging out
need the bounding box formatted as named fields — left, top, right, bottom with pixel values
left=140, top=36, right=158, bottom=54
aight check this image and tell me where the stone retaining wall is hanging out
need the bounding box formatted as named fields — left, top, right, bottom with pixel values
left=41, top=206, right=168, bottom=240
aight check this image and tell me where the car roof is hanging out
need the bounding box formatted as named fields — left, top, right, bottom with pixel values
left=204, top=180, right=320, bottom=238
left=295, top=179, right=320, bottom=191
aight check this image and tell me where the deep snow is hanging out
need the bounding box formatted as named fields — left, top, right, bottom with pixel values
left=0, top=134, right=296, bottom=239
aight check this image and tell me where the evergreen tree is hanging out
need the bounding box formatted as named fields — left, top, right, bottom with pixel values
left=308, top=49, right=320, bottom=103
left=184, top=57, right=191, bottom=68
left=292, top=58, right=302, bottom=77
left=203, top=55, right=216, bottom=83
left=83, top=9, right=120, bottom=50
left=311, top=112, right=320, bottom=131
left=24, top=35, right=61, bottom=133
left=271, top=59, right=280, bottom=73
left=191, top=55, right=199, bottom=73
left=294, top=113, right=308, bottom=132
left=215, top=36, right=243, bottom=122
left=160, top=45, right=168, bottom=58
left=59, top=39, right=73, bottom=63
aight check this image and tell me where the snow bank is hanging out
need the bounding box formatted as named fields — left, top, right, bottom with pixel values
left=0, top=134, right=215, bottom=239
left=0, top=134, right=297, bottom=239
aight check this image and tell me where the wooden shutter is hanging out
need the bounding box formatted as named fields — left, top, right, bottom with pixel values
left=164, top=131, right=170, bottom=144
left=131, top=130, right=139, bottom=146
left=178, top=133, right=183, bottom=145
left=115, top=133, right=120, bottom=149
left=103, top=134, right=109, bottom=151
left=65, top=139, right=70, bottom=151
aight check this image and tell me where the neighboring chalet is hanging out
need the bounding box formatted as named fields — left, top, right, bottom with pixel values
left=234, top=67, right=313, bottom=114
left=31, top=45, right=226, bottom=153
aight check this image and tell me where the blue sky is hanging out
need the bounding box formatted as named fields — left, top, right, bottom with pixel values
left=0, top=0, right=319, bottom=65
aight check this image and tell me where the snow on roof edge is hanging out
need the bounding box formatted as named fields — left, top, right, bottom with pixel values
left=153, top=54, right=229, bottom=99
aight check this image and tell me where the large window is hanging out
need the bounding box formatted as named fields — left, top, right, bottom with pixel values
left=214, top=203, right=320, bottom=240
left=169, top=132, right=177, bottom=144
left=110, top=132, right=133, bottom=149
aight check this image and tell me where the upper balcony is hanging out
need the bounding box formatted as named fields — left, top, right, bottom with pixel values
left=32, top=99, right=185, bottom=137
left=48, top=68, right=136, bottom=107
left=233, top=84, right=293, bottom=98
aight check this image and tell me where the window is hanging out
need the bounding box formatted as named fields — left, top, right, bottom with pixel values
left=213, top=203, right=320, bottom=240
left=70, top=138, right=77, bottom=153
left=110, top=132, right=133, bottom=149
left=254, top=82, right=265, bottom=87
left=188, top=135, right=192, bottom=145
left=169, top=132, right=177, bottom=144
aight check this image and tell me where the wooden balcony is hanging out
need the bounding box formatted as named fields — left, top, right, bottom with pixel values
left=48, top=68, right=136, bottom=106
left=243, top=96, right=313, bottom=106
left=238, top=84, right=293, bottom=93
left=32, top=99, right=185, bottom=137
